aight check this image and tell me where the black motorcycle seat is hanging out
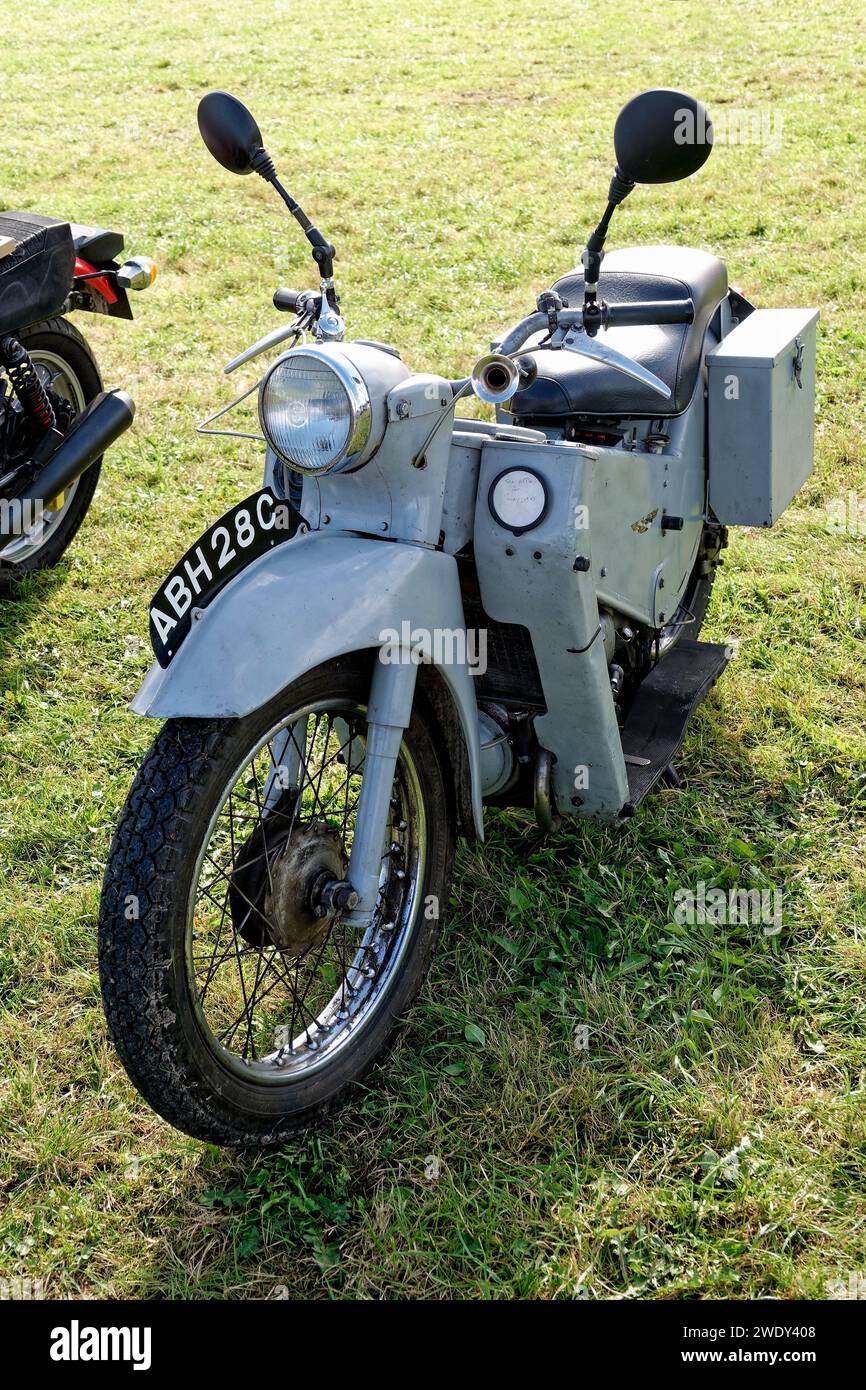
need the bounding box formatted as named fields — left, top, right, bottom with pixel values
left=70, top=224, right=125, bottom=264
left=1, top=211, right=124, bottom=265
left=509, top=245, right=728, bottom=420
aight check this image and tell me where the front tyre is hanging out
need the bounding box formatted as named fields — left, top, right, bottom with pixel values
left=98, top=659, right=454, bottom=1147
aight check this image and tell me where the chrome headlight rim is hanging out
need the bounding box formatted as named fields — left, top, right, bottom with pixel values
left=258, top=345, right=372, bottom=476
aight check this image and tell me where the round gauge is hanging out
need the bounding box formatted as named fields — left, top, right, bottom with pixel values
left=488, top=467, right=549, bottom=536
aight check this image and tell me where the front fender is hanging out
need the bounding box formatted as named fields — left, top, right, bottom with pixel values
left=132, top=530, right=484, bottom=837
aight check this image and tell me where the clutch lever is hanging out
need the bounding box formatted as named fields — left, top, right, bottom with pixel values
left=559, top=328, right=671, bottom=399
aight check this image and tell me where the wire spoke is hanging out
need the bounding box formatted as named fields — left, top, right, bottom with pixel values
left=190, top=700, right=412, bottom=1071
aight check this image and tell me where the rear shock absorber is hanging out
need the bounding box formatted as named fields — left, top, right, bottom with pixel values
left=0, top=335, right=56, bottom=431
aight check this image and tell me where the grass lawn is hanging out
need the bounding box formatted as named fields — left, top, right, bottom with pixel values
left=1, top=0, right=864, bottom=1299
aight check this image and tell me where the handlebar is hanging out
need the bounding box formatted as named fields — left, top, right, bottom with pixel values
left=273, top=287, right=303, bottom=313
left=603, top=298, right=694, bottom=327
left=497, top=297, right=696, bottom=357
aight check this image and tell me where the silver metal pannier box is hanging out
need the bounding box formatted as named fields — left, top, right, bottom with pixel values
left=707, top=307, right=819, bottom=527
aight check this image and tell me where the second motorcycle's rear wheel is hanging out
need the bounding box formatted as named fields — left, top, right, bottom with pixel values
left=98, top=658, right=454, bottom=1147
left=0, top=318, right=104, bottom=583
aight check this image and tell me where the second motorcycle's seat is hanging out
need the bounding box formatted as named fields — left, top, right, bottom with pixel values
left=70, top=223, right=125, bottom=263
left=1, top=210, right=125, bottom=265
left=509, top=245, right=728, bottom=420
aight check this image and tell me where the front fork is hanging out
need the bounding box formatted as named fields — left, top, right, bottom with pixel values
left=343, top=656, right=418, bottom=927
left=260, top=657, right=417, bottom=928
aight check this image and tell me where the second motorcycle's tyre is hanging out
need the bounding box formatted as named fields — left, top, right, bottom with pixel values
left=0, top=317, right=104, bottom=581
left=98, top=658, right=455, bottom=1147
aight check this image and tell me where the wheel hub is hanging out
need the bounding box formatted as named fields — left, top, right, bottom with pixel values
left=262, top=823, right=348, bottom=956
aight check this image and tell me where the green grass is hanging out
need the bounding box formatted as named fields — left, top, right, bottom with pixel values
left=1, top=0, right=865, bottom=1299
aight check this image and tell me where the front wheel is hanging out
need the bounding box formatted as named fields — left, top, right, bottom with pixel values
left=98, top=658, right=454, bottom=1147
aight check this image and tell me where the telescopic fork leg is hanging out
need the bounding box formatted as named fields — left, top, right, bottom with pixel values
left=343, top=657, right=419, bottom=927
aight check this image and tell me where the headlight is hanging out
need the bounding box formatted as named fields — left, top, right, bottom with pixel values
left=258, top=347, right=372, bottom=475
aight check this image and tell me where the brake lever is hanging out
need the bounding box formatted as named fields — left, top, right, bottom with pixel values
left=559, top=328, right=671, bottom=399
left=223, top=302, right=316, bottom=375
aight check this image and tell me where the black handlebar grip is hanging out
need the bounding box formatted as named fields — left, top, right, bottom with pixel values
left=604, top=298, right=695, bottom=327
left=273, top=287, right=303, bottom=313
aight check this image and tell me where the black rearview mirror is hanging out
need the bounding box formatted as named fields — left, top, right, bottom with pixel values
left=614, top=88, right=713, bottom=185
left=197, top=91, right=264, bottom=175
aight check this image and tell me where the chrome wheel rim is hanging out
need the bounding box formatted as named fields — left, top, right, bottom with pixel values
left=185, top=700, right=427, bottom=1085
left=0, top=350, right=86, bottom=564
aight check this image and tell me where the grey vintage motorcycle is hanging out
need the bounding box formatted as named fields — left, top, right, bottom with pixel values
left=99, top=89, right=818, bottom=1145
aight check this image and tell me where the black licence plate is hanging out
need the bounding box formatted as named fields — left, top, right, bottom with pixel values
left=149, top=488, right=295, bottom=667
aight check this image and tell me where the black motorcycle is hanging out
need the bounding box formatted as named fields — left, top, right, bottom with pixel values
left=0, top=210, right=155, bottom=582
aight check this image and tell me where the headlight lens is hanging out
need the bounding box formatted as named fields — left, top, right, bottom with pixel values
left=259, top=348, right=371, bottom=474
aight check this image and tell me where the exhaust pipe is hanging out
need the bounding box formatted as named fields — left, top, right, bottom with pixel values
left=1, top=390, right=135, bottom=537
left=470, top=352, right=537, bottom=405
